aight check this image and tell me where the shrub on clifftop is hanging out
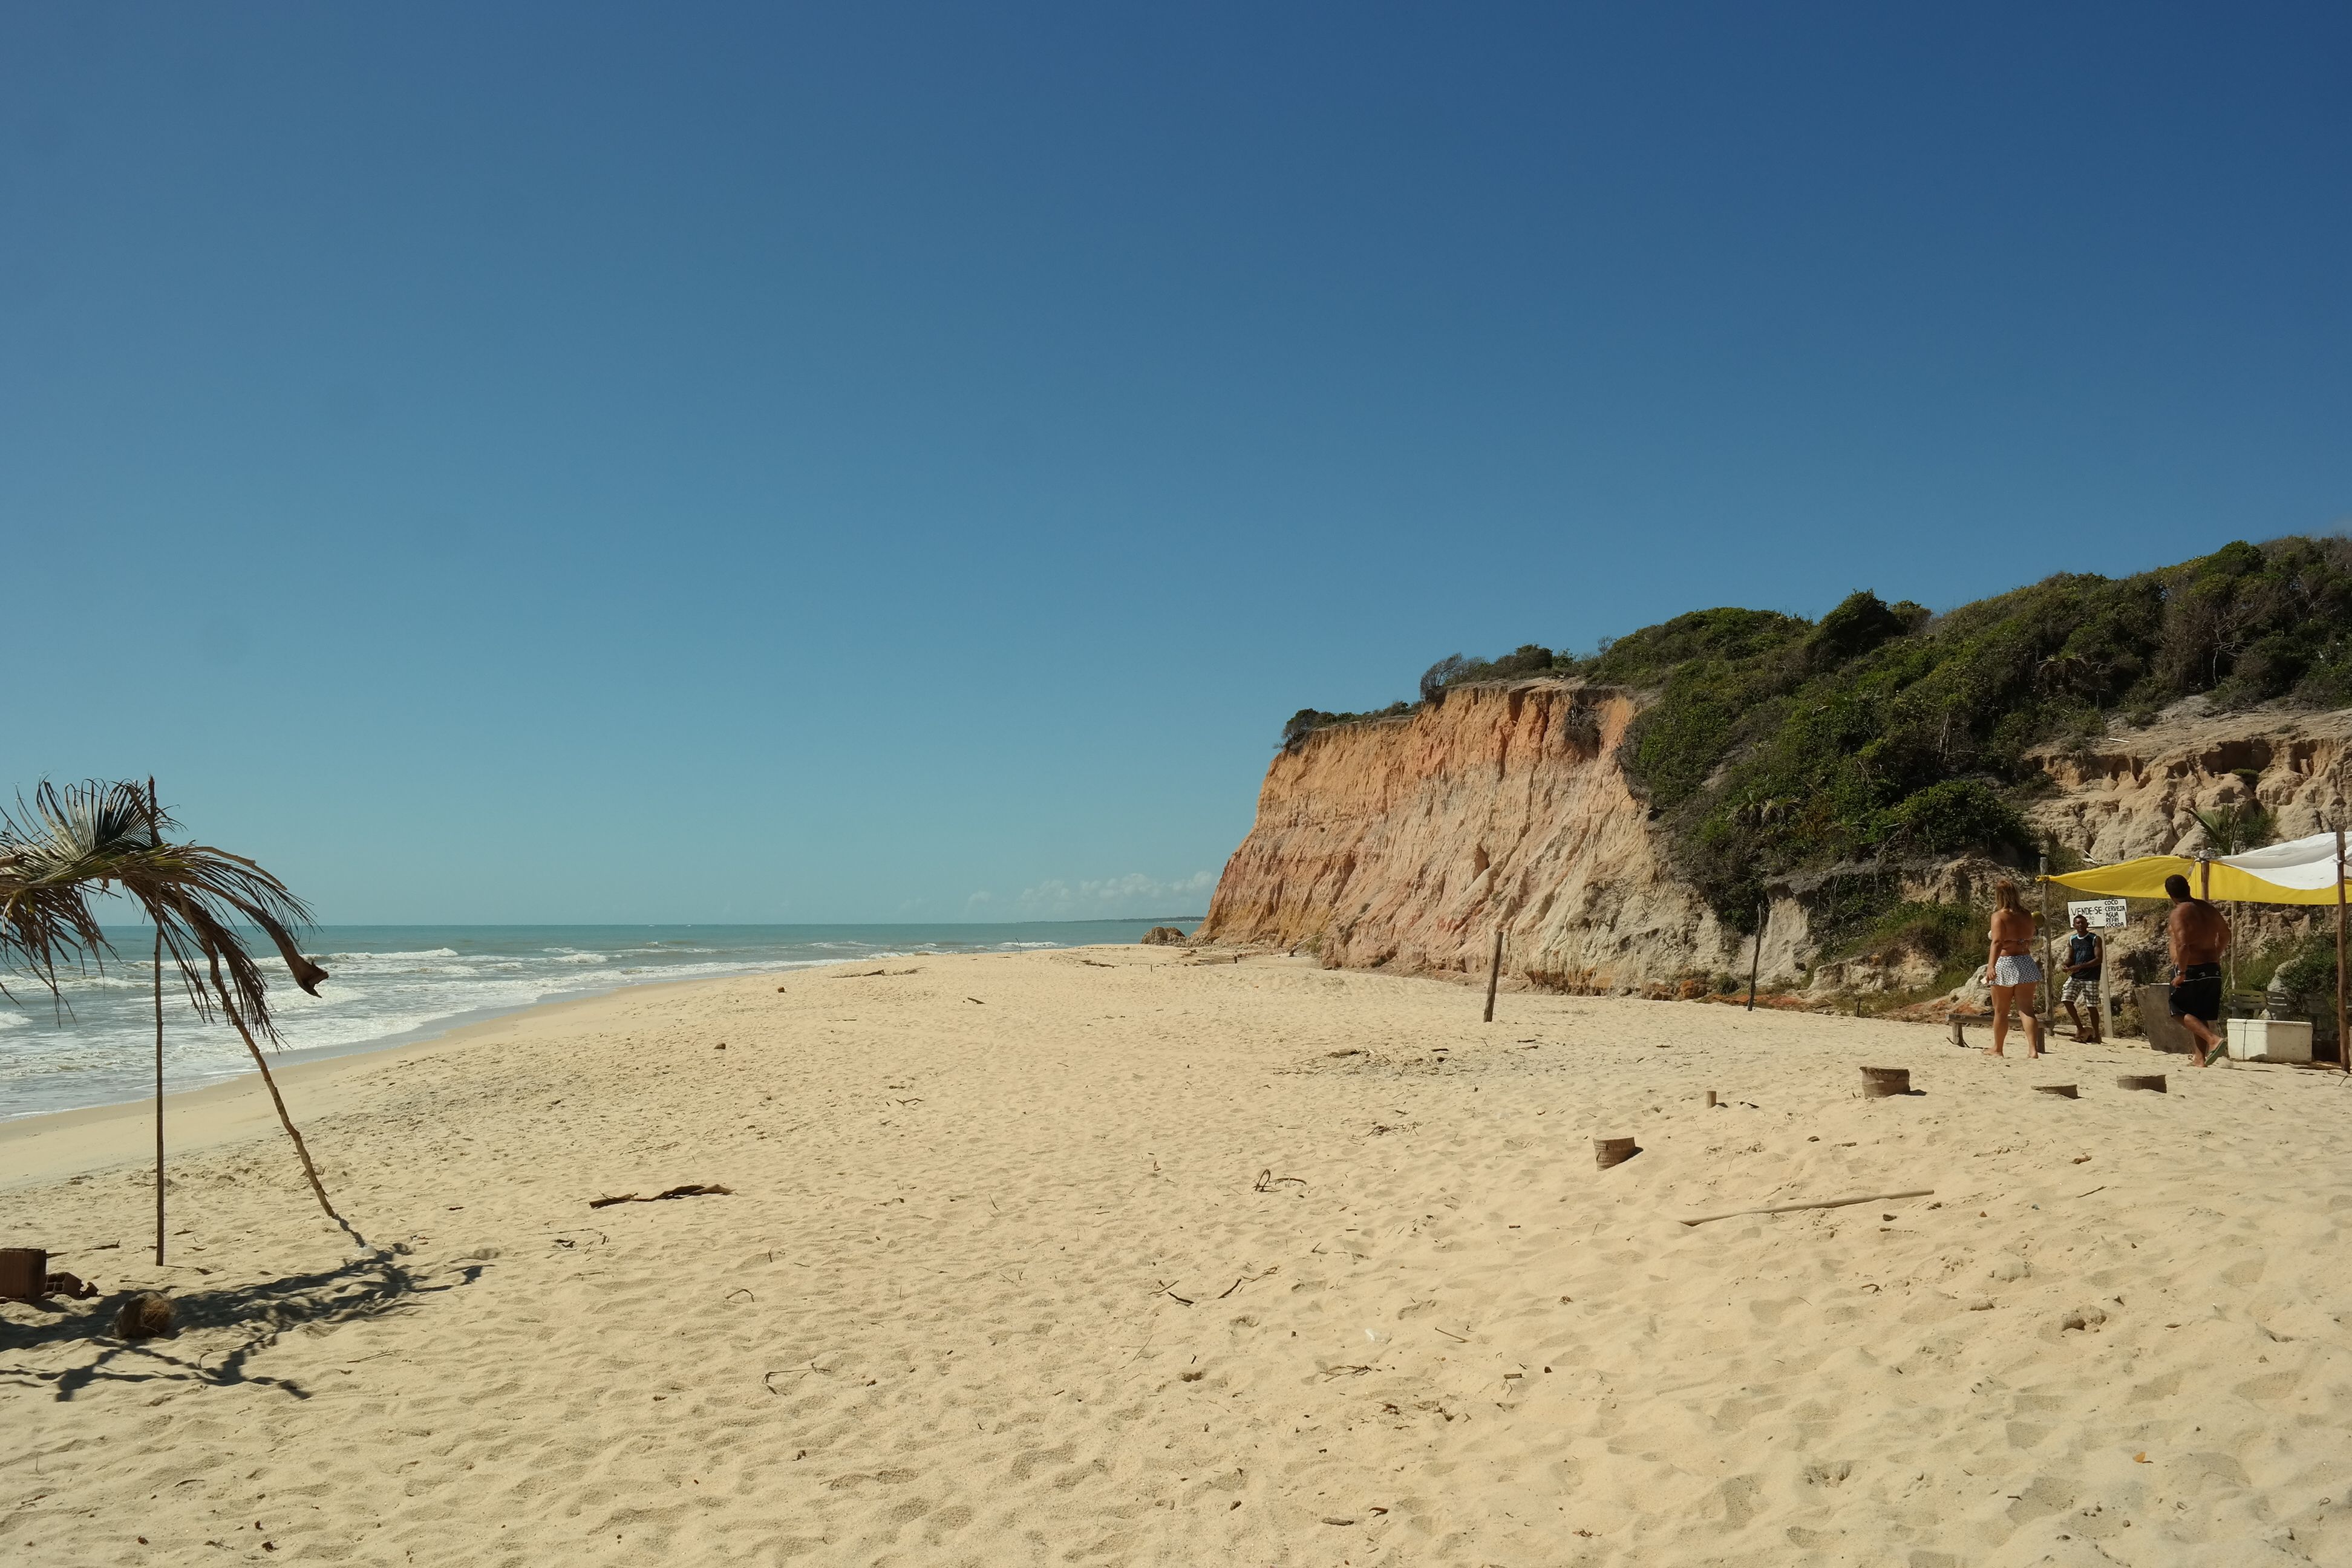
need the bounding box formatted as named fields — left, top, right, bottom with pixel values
left=1273, top=536, right=2352, bottom=930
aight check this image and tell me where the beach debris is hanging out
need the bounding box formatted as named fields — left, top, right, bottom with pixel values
left=1593, top=1137, right=1639, bottom=1170
left=2060, top=1305, right=2108, bottom=1331
left=0, top=1251, right=99, bottom=1302
left=965, top=996, right=985, bottom=1005
left=1678, top=1188, right=1935, bottom=1227
left=0, top=1247, right=46, bottom=1300
left=587, top=1183, right=735, bottom=1209
left=1253, top=1169, right=1307, bottom=1192
left=1701, top=1090, right=1718, bottom=1108
left=114, top=1292, right=175, bottom=1340
left=2034, top=1085, right=2079, bottom=1098
left=2117, top=1073, right=2167, bottom=1093
left=831, top=968, right=918, bottom=979
left=1860, top=1067, right=1912, bottom=1098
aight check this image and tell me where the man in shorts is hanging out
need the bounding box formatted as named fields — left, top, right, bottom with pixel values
left=2059, top=912, right=2104, bottom=1044
left=2164, top=872, right=2231, bottom=1067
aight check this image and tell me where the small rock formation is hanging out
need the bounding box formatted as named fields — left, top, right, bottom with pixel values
left=1138, top=927, right=1187, bottom=947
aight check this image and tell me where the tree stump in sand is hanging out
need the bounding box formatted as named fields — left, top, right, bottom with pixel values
left=0, top=1248, right=44, bottom=1301
left=2033, top=1084, right=2079, bottom=1098
left=1949, top=1016, right=1968, bottom=1048
left=1700, top=1090, right=1717, bottom=1108
left=2116, top=1074, right=2167, bottom=1094
left=1594, top=1137, right=1639, bottom=1169
left=1861, top=1067, right=1911, bottom=1098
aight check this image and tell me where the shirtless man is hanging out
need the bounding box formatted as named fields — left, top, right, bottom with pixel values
left=1983, top=879, right=2043, bottom=1059
left=2164, top=872, right=2232, bottom=1067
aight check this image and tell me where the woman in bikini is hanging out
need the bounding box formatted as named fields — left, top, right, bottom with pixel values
left=1983, top=880, right=2044, bottom=1058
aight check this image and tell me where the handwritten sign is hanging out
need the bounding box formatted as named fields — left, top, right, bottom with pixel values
left=2068, top=898, right=2128, bottom=930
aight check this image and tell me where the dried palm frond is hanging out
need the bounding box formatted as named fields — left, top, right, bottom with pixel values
left=0, top=779, right=356, bottom=1243
left=0, top=779, right=327, bottom=1042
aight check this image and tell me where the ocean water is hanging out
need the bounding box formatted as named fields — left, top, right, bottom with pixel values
left=0, top=920, right=1198, bottom=1121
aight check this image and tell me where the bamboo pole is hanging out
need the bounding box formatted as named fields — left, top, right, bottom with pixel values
left=2336, top=828, right=2347, bottom=1073
left=152, top=926, right=163, bottom=1266
left=1746, top=896, right=1766, bottom=1012
left=149, top=778, right=165, bottom=1269
left=1482, top=926, right=1503, bottom=1024
left=203, top=947, right=362, bottom=1246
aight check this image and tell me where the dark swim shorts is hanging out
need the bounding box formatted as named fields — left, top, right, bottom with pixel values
left=2170, top=962, right=2223, bottom=1023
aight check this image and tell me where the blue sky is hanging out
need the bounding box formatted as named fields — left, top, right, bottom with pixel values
left=4, top=4, right=2346, bottom=923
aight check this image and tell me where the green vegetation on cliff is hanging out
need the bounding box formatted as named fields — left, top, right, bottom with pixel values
left=1284, top=537, right=2352, bottom=933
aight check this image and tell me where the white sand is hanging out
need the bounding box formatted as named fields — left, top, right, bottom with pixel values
left=5, top=949, right=2348, bottom=1566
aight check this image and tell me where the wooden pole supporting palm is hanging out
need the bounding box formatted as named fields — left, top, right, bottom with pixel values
left=150, top=778, right=165, bottom=1268
left=152, top=924, right=165, bottom=1265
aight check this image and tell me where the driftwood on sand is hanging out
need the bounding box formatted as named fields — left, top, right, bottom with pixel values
left=588, top=1183, right=736, bottom=1209
left=1679, top=1189, right=1936, bottom=1227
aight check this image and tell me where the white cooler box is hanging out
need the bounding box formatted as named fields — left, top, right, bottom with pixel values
left=2227, top=1018, right=2314, bottom=1063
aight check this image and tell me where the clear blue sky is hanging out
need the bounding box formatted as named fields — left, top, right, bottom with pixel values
left=5, top=4, right=2346, bottom=923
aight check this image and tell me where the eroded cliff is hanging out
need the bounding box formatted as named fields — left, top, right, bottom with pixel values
left=1198, top=682, right=1775, bottom=990
left=1201, top=681, right=2352, bottom=999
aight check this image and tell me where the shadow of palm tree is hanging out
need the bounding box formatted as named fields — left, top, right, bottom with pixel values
left=0, top=1250, right=489, bottom=1402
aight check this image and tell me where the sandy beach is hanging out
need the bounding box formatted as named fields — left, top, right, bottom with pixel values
left=5, top=947, right=2348, bottom=1566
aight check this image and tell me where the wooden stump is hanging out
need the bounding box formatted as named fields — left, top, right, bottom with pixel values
left=1949, top=1016, right=1968, bottom=1048
left=2033, top=1084, right=2079, bottom=1099
left=1594, top=1137, right=1639, bottom=1169
left=1861, top=1067, right=1912, bottom=1098
left=0, top=1248, right=44, bottom=1301
left=2117, top=1073, right=2167, bottom=1093
left=1700, top=1090, right=1718, bottom=1108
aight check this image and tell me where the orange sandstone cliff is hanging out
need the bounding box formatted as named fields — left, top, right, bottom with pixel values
left=1197, top=682, right=1774, bottom=990
left=1200, top=681, right=2352, bottom=996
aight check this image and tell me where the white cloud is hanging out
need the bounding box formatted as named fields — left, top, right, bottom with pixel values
left=1005, top=870, right=1217, bottom=920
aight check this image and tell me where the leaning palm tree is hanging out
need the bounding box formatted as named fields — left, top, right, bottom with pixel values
left=0, top=779, right=358, bottom=1244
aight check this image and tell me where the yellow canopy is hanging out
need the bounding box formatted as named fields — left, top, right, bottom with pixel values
left=2043, top=857, right=2352, bottom=906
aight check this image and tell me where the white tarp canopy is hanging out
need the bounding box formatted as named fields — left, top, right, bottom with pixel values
left=2217, top=831, right=2350, bottom=893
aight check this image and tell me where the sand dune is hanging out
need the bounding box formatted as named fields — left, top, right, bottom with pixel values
left=5, top=949, right=2349, bottom=1565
